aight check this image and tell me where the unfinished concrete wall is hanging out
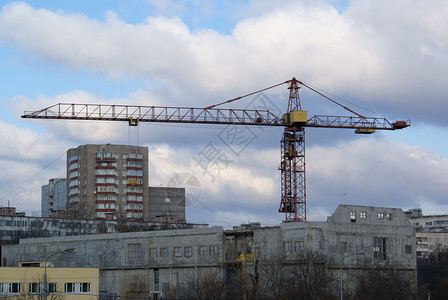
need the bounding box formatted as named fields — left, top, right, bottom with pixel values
left=1, top=205, right=416, bottom=296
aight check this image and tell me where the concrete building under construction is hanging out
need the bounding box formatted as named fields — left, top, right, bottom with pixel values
left=1, top=205, right=416, bottom=299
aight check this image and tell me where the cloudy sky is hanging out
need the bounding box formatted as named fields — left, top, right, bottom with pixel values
left=1, top=0, right=448, bottom=227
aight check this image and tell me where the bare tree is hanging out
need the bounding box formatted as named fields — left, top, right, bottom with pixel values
left=179, top=269, right=225, bottom=300
left=418, top=249, right=448, bottom=299
left=255, top=250, right=336, bottom=300
left=283, top=251, right=336, bottom=300
left=227, top=261, right=260, bottom=300
left=120, top=274, right=149, bottom=300
left=256, top=251, right=288, bottom=300
left=351, top=263, right=417, bottom=300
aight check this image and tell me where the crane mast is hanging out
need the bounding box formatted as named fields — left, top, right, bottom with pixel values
left=279, top=79, right=306, bottom=222
left=22, top=78, right=410, bottom=222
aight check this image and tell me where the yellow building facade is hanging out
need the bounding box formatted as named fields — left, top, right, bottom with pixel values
left=0, top=267, right=99, bottom=299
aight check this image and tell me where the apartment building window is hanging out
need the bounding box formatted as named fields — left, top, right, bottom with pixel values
left=295, top=241, right=305, bottom=251
left=387, top=213, right=393, bottom=221
left=69, top=155, right=78, bottom=162
left=174, top=247, right=182, bottom=257
left=65, top=283, right=90, bottom=293
left=184, top=246, right=192, bottom=257
left=26, top=282, right=51, bottom=295
left=29, top=283, right=39, bottom=294
left=81, top=283, right=90, bottom=293
left=149, top=248, right=158, bottom=257
left=378, top=213, right=384, bottom=220
left=360, top=212, right=367, bottom=219
left=0, top=283, right=21, bottom=294
left=373, top=237, right=387, bottom=260
left=160, top=248, right=168, bottom=257
left=199, top=246, right=208, bottom=256
left=210, top=245, right=219, bottom=255
left=127, top=243, right=142, bottom=265
left=350, top=211, right=356, bottom=223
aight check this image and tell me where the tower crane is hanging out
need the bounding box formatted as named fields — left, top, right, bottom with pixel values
left=22, top=78, right=410, bottom=222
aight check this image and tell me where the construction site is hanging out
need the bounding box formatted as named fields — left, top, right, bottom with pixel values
left=0, top=78, right=419, bottom=299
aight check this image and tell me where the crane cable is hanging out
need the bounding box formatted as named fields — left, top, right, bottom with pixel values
left=203, top=80, right=290, bottom=109
left=203, top=78, right=367, bottom=119
left=297, top=80, right=365, bottom=118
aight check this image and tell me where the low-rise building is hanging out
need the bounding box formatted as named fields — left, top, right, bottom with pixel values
left=1, top=205, right=416, bottom=298
left=0, top=207, right=204, bottom=247
left=0, top=266, right=99, bottom=299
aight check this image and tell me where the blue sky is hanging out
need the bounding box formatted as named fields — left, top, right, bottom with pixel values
left=1, top=0, right=448, bottom=226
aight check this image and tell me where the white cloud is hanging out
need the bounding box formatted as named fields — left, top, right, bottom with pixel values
left=2, top=0, right=448, bottom=223
left=307, top=137, right=448, bottom=213
left=1, top=0, right=448, bottom=122
left=147, top=144, right=277, bottom=200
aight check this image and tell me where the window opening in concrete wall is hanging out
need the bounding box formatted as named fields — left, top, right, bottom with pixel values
left=210, top=245, right=219, bottom=255
left=387, top=213, right=393, bottom=221
left=350, top=211, right=356, bottom=222
left=360, top=212, right=367, bottom=219
left=160, top=248, right=168, bottom=257
left=184, top=246, right=192, bottom=257
left=174, top=247, right=182, bottom=257
left=154, top=269, right=159, bottom=290
left=284, top=241, right=292, bottom=252
left=405, top=245, right=412, bottom=254
left=150, top=248, right=158, bottom=257
left=62, top=250, right=76, bottom=263
left=127, top=243, right=142, bottom=265
left=199, top=246, right=208, bottom=256
left=378, top=213, right=384, bottom=220
left=340, top=241, right=348, bottom=253
left=295, top=241, right=305, bottom=251
left=373, top=237, right=387, bottom=260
